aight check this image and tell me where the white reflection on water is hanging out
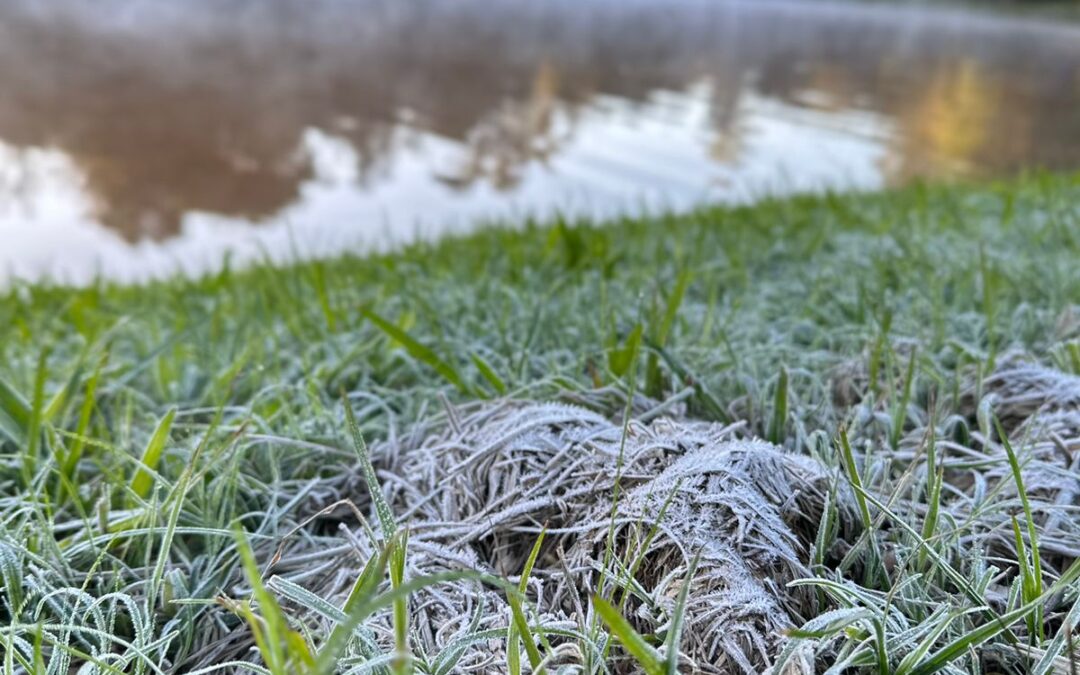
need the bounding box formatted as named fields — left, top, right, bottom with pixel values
left=0, top=87, right=890, bottom=285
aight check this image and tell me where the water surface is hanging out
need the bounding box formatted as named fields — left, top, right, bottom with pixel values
left=2, top=0, right=1079, bottom=283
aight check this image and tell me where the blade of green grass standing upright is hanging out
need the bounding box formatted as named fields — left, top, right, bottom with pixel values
left=768, top=366, right=788, bottom=445
left=318, top=544, right=391, bottom=670
left=58, top=351, right=107, bottom=504
left=600, top=324, right=643, bottom=594
left=233, top=526, right=315, bottom=674
left=130, top=408, right=176, bottom=500
left=310, top=262, right=337, bottom=331
left=868, top=311, right=892, bottom=401
left=608, top=324, right=643, bottom=378
left=508, top=529, right=546, bottom=675
left=344, top=393, right=408, bottom=672
left=147, top=411, right=220, bottom=625
left=0, top=375, right=31, bottom=445
left=839, top=426, right=888, bottom=590
left=919, top=466, right=944, bottom=574
left=980, top=248, right=999, bottom=368
left=471, top=353, right=507, bottom=397
left=996, top=417, right=1044, bottom=643
left=592, top=595, right=664, bottom=675
left=812, top=488, right=838, bottom=609
left=664, top=553, right=699, bottom=675
left=23, top=350, right=49, bottom=489
left=891, top=349, right=917, bottom=449
left=343, top=394, right=395, bottom=537
left=646, top=270, right=690, bottom=398
left=508, top=592, right=545, bottom=675
left=390, top=528, right=411, bottom=675
left=1011, top=517, right=1038, bottom=642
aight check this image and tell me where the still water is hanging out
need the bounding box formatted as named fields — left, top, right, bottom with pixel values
left=2, top=0, right=1079, bottom=284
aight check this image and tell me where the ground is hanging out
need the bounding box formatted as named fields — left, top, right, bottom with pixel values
left=0, top=172, right=1078, bottom=673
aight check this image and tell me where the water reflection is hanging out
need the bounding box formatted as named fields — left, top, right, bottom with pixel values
left=1, top=0, right=1078, bottom=283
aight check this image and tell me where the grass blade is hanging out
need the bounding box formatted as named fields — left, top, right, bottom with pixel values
left=508, top=529, right=546, bottom=675
left=995, top=416, right=1044, bottom=642
left=319, top=544, right=391, bottom=668
left=130, top=407, right=176, bottom=500
left=918, top=427, right=942, bottom=572
left=768, top=366, right=788, bottom=445
left=646, top=270, right=691, bottom=397
left=609, top=324, right=643, bottom=378
left=508, top=593, right=545, bottom=675
left=471, top=354, right=507, bottom=396
left=839, top=426, right=888, bottom=589
left=59, top=351, right=108, bottom=497
left=664, top=553, right=699, bottom=674
left=890, top=348, right=917, bottom=449
left=0, top=374, right=31, bottom=445
left=343, top=395, right=395, bottom=537
left=592, top=595, right=664, bottom=675
left=390, top=528, right=410, bottom=675
left=231, top=527, right=315, bottom=674
left=361, top=307, right=466, bottom=393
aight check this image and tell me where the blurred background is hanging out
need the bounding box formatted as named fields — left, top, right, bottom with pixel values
left=2, top=0, right=1078, bottom=283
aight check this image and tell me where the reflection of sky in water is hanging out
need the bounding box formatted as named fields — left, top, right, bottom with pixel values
left=0, top=0, right=1078, bottom=285
left=0, top=88, right=890, bottom=285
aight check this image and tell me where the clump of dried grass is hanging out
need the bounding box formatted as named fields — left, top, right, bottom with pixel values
left=984, top=361, right=1080, bottom=418
left=270, top=399, right=850, bottom=673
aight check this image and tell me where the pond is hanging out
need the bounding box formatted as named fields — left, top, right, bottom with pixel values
left=2, top=0, right=1078, bottom=284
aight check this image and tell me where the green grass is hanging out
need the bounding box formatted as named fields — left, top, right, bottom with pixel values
left=0, top=172, right=1078, bottom=673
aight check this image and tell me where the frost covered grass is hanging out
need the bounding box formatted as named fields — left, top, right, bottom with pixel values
left=1, top=173, right=1079, bottom=673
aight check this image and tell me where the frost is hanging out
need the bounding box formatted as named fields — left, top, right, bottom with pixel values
left=282, top=400, right=845, bottom=672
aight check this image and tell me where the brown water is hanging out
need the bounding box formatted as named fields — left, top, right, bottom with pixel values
left=2, top=0, right=1079, bottom=284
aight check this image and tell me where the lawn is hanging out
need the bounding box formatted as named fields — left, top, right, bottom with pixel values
left=1, top=172, right=1079, bottom=673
